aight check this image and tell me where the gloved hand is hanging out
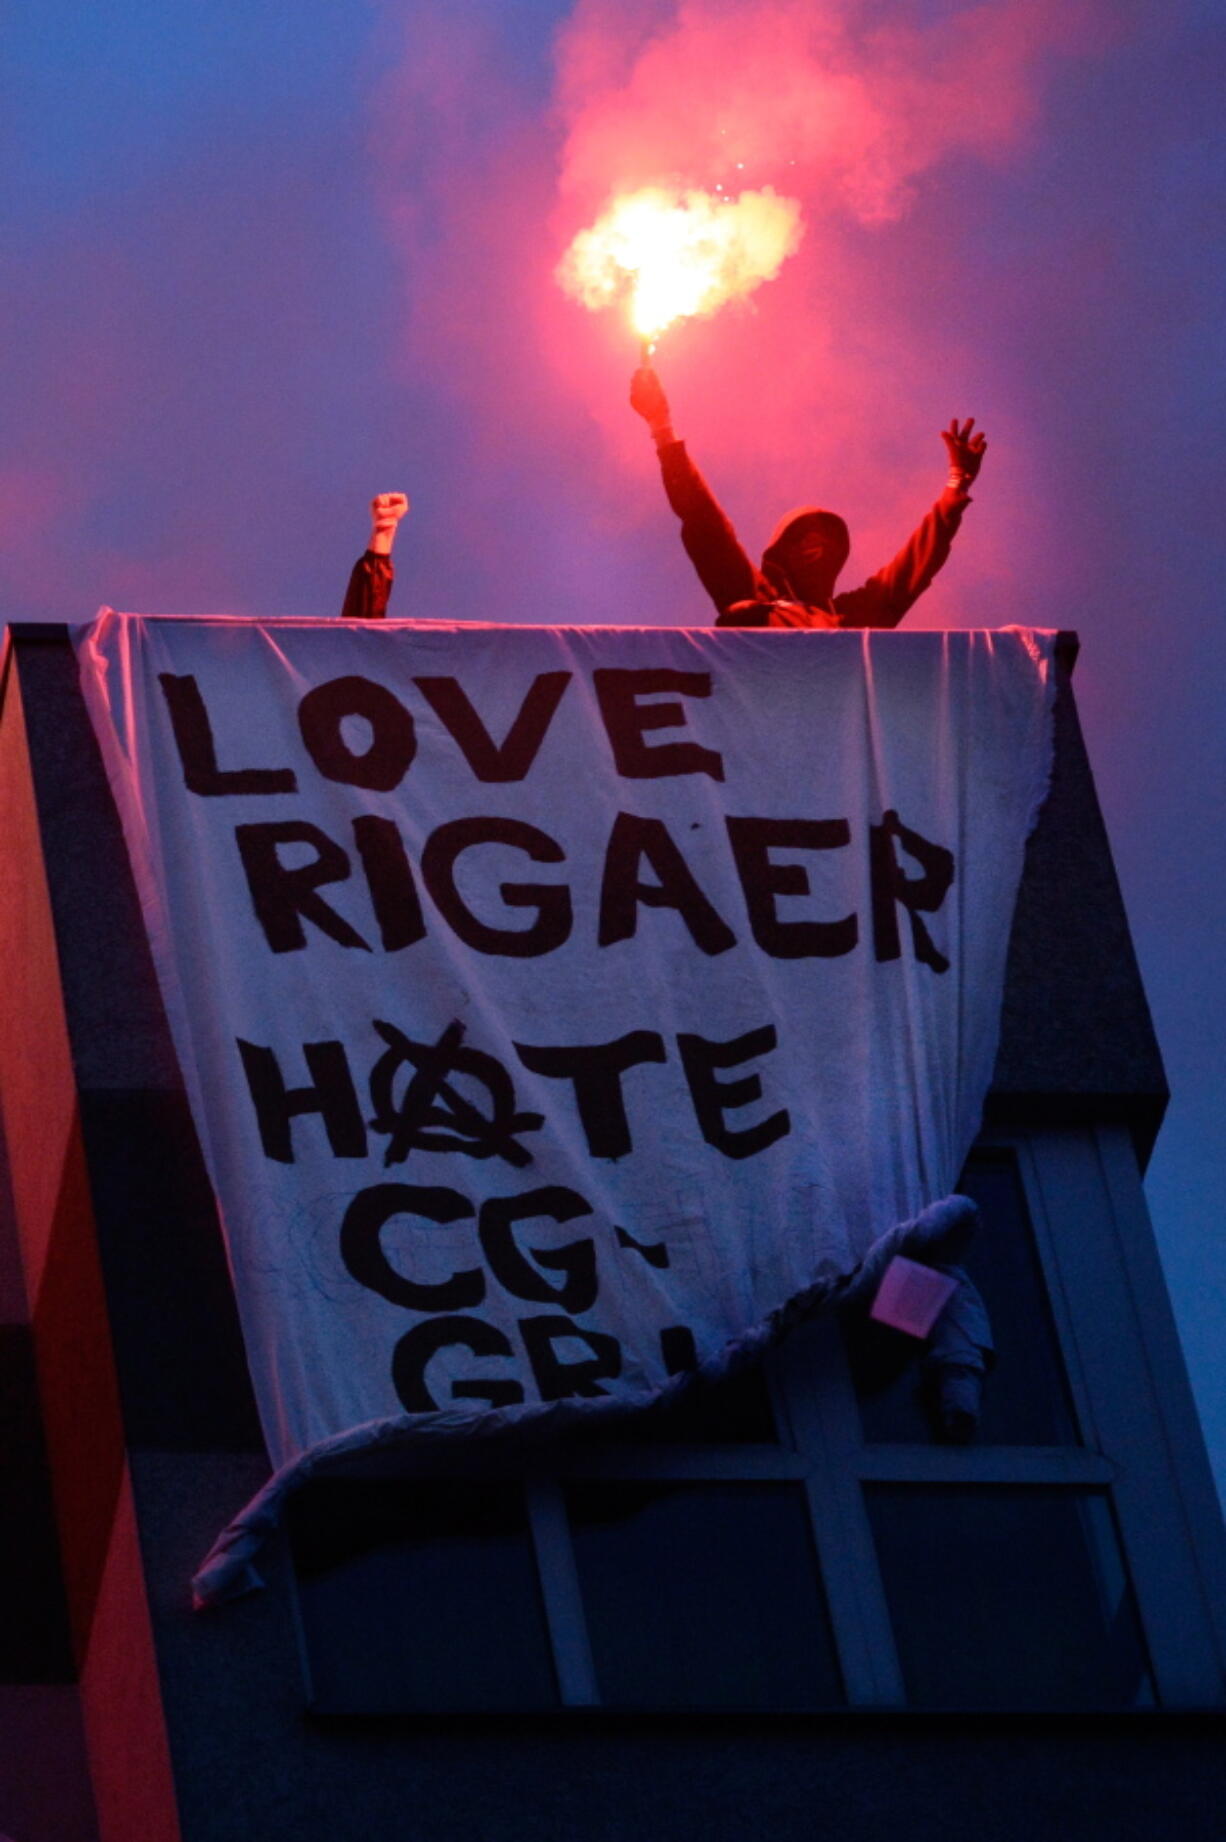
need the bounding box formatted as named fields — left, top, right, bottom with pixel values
left=630, top=365, right=674, bottom=440
left=940, top=418, right=987, bottom=489
left=930, top=1361, right=983, bottom=1444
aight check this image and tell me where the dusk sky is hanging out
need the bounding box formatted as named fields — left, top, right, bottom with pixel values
left=3, top=1, right=1223, bottom=1498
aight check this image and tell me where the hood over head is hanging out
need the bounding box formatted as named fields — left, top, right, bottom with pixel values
left=761, top=505, right=851, bottom=603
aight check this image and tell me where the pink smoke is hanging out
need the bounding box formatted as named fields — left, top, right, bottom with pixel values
left=553, top=0, right=1100, bottom=224
left=371, top=0, right=1122, bottom=626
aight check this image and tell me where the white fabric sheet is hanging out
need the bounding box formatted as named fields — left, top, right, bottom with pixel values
left=74, top=614, right=1056, bottom=1602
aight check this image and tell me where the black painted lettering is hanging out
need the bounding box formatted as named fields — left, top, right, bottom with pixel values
left=158, top=673, right=297, bottom=796
left=726, top=816, right=858, bottom=958
left=598, top=813, right=735, bottom=955
left=615, top=1226, right=670, bottom=1269
left=512, top=1032, right=667, bottom=1159
left=235, top=821, right=370, bottom=952
left=421, top=817, right=572, bottom=957
left=677, top=1024, right=791, bottom=1160
left=236, top=1038, right=367, bottom=1162
left=298, top=675, right=416, bottom=791
left=478, top=1186, right=598, bottom=1314
left=393, top=1316, right=524, bottom=1412
left=353, top=815, right=427, bottom=951
left=594, top=668, right=724, bottom=780
left=870, top=809, right=955, bottom=974
left=660, top=1325, right=699, bottom=1374
left=520, top=1315, right=623, bottom=1401
left=339, top=1183, right=484, bottom=1313
left=413, top=672, right=571, bottom=781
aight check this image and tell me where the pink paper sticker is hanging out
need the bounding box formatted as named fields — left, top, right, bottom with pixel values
left=868, top=1254, right=958, bottom=1339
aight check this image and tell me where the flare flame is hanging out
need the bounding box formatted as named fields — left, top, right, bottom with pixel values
left=557, top=185, right=804, bottom=342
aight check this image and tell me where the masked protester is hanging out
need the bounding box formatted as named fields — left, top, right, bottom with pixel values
left=630, top=366, right=986, bottom=629
left=340, top=492, right=410, bottom=619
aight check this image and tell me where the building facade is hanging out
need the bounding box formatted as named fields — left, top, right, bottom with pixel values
left=1, top=624, right=1224, bottom=1841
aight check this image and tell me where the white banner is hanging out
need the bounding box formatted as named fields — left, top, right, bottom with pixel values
left=75, top=614, right=1055, bottom=1602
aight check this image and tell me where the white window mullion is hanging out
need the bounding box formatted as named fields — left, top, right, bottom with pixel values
left=1004, top=1130, right=1103, bottom=1449
left=1094, top=1122, right=1226, bottom=1677
left=775, top=1316, right=906, bottom=1709
left=525, top=1478, right=600, bottom=1707
left=561, top=1444, right=807, bottom=1482
left=855, top=1445, right=1116, bottom=1485
left=1027, top=1127, right=1226, bottom=1706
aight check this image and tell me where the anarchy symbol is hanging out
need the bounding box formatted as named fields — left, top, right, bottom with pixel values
left=368, top=1018, right=544, bottom=1168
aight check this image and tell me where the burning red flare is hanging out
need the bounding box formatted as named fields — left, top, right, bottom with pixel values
left=557, top=184, right=804, bottom=343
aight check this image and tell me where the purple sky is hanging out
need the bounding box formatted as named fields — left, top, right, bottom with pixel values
left=4, top=0, right=1224, bottom=1499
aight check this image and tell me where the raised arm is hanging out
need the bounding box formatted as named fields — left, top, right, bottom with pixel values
left=836, top=420, right=987, bottom=629
left=630, top=365, right=760, bottom=619
left=340, top=492, right=409, bottom=620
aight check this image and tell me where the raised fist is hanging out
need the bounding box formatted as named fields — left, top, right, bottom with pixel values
left=369, top=492, right=409, bottom=555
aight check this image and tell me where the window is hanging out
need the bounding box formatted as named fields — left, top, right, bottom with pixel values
left=289, top=1361, right=846, bottom=1714
left=290, top=1477, right=555, bottom=1713
left=864, top=1485, right=1151, bottom=1710
left=288, top=1129, right=1224, bottom=1714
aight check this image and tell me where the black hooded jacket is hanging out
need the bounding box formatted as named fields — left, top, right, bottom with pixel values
left=656, top=439, right=971, bottom=628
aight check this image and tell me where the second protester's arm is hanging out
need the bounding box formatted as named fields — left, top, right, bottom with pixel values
left=339, top=492, right=410, bottom=620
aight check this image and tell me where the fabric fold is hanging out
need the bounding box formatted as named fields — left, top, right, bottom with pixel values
left=193, top=1190, right=984, bottom=1607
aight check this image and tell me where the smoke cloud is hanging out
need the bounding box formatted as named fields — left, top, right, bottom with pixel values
left=552, top=0, right=1104, bottom=225
left=372, top=0, right=1119, bottom=626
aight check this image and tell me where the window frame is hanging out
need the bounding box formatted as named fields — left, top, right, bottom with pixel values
left=289, top=1126, right=1226, bottom=1714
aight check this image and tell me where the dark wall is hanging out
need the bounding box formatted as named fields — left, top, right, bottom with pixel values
left=4, top=625, right=1199, bottom=1842
left=989, top=640, right=1167, bottom=1156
